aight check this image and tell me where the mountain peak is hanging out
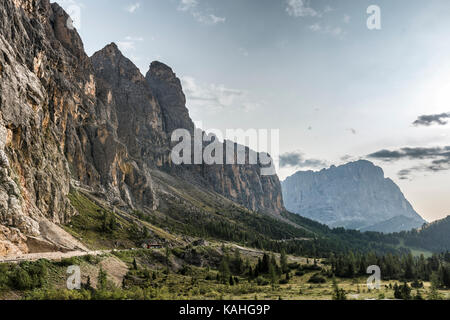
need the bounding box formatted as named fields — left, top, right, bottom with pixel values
left=104, top=42, right=121, bottom=53
left=148, top=61, right=177, bottom=82
left=93, top=42, right=124, bottom=60
left=282, top=161, right=425, bottom=233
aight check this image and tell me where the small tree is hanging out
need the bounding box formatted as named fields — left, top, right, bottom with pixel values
left=394, top=282, right=412, bottom=300
left=219, top=257, right=231, bottom=284
left=280, top=250, right=288, bottom=274
left=332, top=278, right=347, bottom=300
left=165, top=246, right=171, bottom=274
left=428, top=272, right=443, bottom=300
left=97, top=267, right=108, bottom=290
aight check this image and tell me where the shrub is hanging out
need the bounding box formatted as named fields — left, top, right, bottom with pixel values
left=295, top=270, right=305, bottom=276
left=256, top=276, right=269, bottom=286
left=308, top=273, right=327, bottom=284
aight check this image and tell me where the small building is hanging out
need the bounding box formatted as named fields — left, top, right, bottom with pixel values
left=141, top=242, right=163, bottom=249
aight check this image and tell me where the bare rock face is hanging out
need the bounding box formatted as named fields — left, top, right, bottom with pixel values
left=0, top=0, right=284, bottom=256
left=146, top=61, right=195, bottom=135
left=0, top=0, right=82, bottom=254
left=146, top=62, right=284, bottom=214
left=282, top=160, right=426, bottom=232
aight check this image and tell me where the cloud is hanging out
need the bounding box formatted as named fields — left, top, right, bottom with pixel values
left=286, top=0, right=319, bottom=17
left=308, top=23, right=344, bottom=36
left=397, top=158, right=450, bottom=179
left=324, top=6, right=333, bottom=13
left=413, top=112, right=450, bottom=126
left=116, top=36, right=145, bottom=67
left=177, top=0, right=225, bottom=25
left=280, top=151, right=328, bottom=169
left=368, top=146, right=450, bottom=162
left=209, top=14, right=226, bottom=24
left=340, top=154, right=357, bottom=162
left=238, top=48, right=249, bottom=57
left=285, top=1, right=345, bottom=38
left=309, top=23, right=321, bottom=32
left=367, top=146, right=450, bottom=178
left=55, top=0, right=84, bottom=29
left=126, top=2, right=141, bottom=13
left=181, top=76, right=259, bottom=112
left=398, top=169, right=413, bottom=180
left=125, top=36, right=144, bottom=42
left=117, top=41, right=136, bottom=51
left=117, top=36, right=144, bottom=52
left=192, top=13, right=226, bottom=25
left=178, top=0, right=198, bottom=11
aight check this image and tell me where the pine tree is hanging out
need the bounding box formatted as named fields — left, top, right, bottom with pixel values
left=233, top=249, right=243, bottom=275
left=414, top=290, right=424, bottom=300
left=261, top=254, right=270, bottom=274
left=219, top=256, right=231, bottom=284
left=280, top=250, right=288, bottom=274
left=97, top=267, right=108, bottom=290
left=428, top=272, right=443, bottom=300
left=165, top=246, right=171, bottom=274
left=332, top=278, right=347, bottom=300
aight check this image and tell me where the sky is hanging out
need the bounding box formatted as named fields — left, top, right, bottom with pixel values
left=55, top=0, right=450, bottom=222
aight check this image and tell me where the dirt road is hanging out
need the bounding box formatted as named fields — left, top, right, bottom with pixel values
left=0, top=249, right=114, bottom=264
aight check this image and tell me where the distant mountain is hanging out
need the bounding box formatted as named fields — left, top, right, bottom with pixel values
left=401, top=216, right=450, bottom=253
left=281, top=160, right=426, bottom=233
left=360, top=215, right=426, bottom=234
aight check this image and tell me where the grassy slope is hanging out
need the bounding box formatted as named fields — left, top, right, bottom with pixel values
left=1, top=245, right=448, bottom=300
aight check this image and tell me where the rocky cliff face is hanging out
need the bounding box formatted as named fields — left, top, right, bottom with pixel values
left=0, top=0, right=283, bottom=256
left=0, top=0, right=90, bottom=255
left=145, top=62, right=283, bottom=214
left=281, top=160, right=426, bottom=233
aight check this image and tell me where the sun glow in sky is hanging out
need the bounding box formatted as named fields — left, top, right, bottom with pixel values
left=56, top=0, right=450, bottom=222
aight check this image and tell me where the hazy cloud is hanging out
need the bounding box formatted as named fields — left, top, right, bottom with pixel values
left=286, top=0, right=319, bottom=17
left=397, top=158, right=450, bottom=179
left=238, top=48, right=249, bottom=57
left=308, top=23, right=344, bottom=37
left=286, top=0, right=335, bottom=19
left=125, top=36, right=144, bottom=42
left=117, top=35, right=143, bottom=52
left=177, top=0, right=225, bottom=25
left=117, top=41, right=136, bottom=51
left=280, top=151, right=328, bottom=169
left=413, top=112, right=450, bottom=126
left=181, top=76, right=258, bottom=112
left=126, top=2, right=140, bottom=13
left=368, top=146, right=450, bottom=162
left=398, top=169, right=413, bottom=180
left=340, top=154, right=357, bottom=162
left=178, top=0, right=198, bottom=11
left=368, top=146, right=450, bottom=178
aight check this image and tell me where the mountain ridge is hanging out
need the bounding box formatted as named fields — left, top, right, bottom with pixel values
left=0, top=0, right=283, bottom=256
